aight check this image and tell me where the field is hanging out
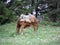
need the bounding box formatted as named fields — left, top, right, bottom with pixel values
left=0, top=22, right=60, bottom=45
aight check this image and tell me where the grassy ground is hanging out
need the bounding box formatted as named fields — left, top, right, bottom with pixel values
left=0, top=22, right=60, bottom=45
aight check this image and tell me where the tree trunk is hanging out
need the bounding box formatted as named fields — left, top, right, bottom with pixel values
left=35, top=0, right=39, bottom=18
left=31, top=0, right=34, bottom=6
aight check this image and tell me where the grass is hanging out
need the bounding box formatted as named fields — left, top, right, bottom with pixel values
left=0, top=22, right=60, bottom=45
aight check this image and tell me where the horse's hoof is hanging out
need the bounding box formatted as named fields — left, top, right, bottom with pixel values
left=21, top=33, right=23, bottom=35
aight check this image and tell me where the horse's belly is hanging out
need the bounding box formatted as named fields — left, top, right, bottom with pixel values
left=19, top=21, right=31, bottom=26
left=25, top=22, right=31, bottom=26
left=24, top=22, right=31, bottom=28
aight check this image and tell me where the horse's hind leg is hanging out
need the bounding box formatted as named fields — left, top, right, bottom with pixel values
left=33, top=23, right=38, bottom=32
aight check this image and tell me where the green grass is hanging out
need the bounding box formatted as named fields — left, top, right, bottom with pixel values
left=0, top=22, right=60, bottom=45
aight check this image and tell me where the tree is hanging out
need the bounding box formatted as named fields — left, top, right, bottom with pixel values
left=0, top=1, right=17, bottom=25
left=45, top=0, right=60, bottom=22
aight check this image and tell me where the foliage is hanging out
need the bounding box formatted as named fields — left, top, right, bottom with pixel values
left=0, top=2, right=17, bottom=25
left=40, top=21, right=60, bottom=26
left=0, top=0, right=35, bottom=25
left=44, top=8, right=60, bottom=22
left=45, top=0, right=60, bottom=22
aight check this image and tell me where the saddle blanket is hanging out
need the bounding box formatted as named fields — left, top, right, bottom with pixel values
left=20, top=14, right=31, bottom=23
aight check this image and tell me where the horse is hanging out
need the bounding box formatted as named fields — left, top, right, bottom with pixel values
left=16, top=13, right=38, bottom=35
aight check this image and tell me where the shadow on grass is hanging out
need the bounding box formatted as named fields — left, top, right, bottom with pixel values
left=10, top=32, right=17, bottom=37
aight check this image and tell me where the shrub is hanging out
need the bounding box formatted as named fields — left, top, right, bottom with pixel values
left=0, top=3, right=17, bottom=25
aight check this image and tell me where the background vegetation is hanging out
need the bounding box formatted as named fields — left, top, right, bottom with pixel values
left=0, top=0, right=60, bottom=25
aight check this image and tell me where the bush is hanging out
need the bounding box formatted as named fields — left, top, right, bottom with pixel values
left=0, top=3, right=17, bottom=25
left=40, top=21, right=60, bottom=26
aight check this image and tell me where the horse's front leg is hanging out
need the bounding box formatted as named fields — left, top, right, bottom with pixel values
left=21, top=24, right=25, bottom=35
left=16, top=24, right=20, bottom=34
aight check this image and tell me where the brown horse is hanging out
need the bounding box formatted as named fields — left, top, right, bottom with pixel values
left=16, top=14, right=38, bottom=35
